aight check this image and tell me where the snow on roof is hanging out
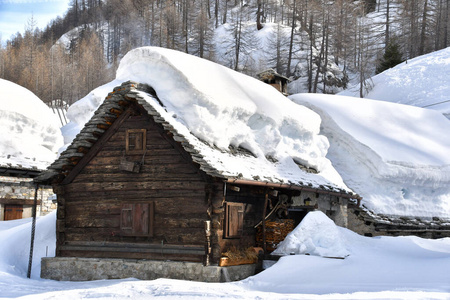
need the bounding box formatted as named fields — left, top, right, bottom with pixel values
left=339, top=47, right=450, bottom=118
left=41, top=47, right=353, bottom=194
left=291, top=93, right=450, bottom=218
left=0, top=79, right=63, bottom=171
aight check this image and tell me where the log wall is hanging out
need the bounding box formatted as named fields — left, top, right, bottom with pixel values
left=55, top=108, right=209, bottom=262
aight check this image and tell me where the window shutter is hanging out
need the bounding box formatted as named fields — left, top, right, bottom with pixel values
left=121, top=202, right=154, bottom=237
left=121, top=204, right=133, bottom=235
left=225, top=202, right=244, bottom=238
left=126, top=129, right=147, bottom=154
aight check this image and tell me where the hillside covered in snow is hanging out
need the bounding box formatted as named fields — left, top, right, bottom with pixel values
left=339, top=47, right=450, bottom=119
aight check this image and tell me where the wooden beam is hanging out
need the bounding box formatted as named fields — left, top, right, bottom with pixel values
left=262, top=189, right=269, bottom=255
left=226, top=178, right=361, bottom=200
left=0, top=198, right=42, bottom=205
left=60, top=241, right=205, bottom=255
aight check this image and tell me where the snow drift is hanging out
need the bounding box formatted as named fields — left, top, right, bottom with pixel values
left=272, top=211, right=350, bottom=258
left=1, top=209, right=450, bottom=298
left=0, top=79, right=63, bottom=170
left=291, top=93, right=450, bottom=218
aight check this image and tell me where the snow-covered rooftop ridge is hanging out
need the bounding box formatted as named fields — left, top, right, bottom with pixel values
left=339, top=46, right=450, bottom=118
left=41, top=80, right=354, bottom=196
left=60, top=46, right=351, bottom=192
left=0, top=79, right=64, bottom=171
left=291, top=93, right=450, bottom=218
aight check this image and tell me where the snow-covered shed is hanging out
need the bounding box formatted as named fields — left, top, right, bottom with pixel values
left=257, top=69, right=290, bottom=95
left=35, top=47, right=360, bottom=282
left=0, top=79, right=63, bottom=221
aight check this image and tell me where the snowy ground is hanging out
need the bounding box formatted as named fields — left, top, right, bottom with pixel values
left=339, top=47, right=450, bottom=118
left=1, top=212, right=450, bottom=299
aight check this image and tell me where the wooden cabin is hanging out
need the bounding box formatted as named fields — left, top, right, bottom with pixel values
left=257, top=69, right=290, bottom=95
left=36, top=81, right=359, bottom=282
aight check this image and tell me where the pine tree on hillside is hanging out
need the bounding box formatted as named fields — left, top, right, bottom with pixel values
left=376, top=42, right=404, bottom=74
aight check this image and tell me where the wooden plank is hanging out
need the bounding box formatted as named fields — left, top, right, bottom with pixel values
left=64, top=181, right=206, bottom=193
left=72, top=172, right=205, bottom=184
left=85, top=154, right=191, bottom=166
left=0, top=198, right=42, bottom=205
left=64, top=227, right=205, bottom=244
left=65, top=215, right=120, bottom=228
left=62, top=189, right=207, bottom=200
left=59, top=242, right=204, bottom=255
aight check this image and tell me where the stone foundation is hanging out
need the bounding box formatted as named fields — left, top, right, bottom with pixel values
left=41, top=257, right=256, bottom=282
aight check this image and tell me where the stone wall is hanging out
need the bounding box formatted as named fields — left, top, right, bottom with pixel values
left=0, top=176, right=55, bottom=220
left=41, top=257, right=256, bottom=282
left=348, top=203, right=450, bottom=238
left=291, top=191, right=348, bottom=227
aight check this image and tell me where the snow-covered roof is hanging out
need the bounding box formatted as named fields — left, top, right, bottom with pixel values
left=0, top=79, right=63, bottom=173
left=35, top=46, right=360, bottom=197
left=36, top=80, right=355, bottom=198
left=291, top=93, right=450, bottom=219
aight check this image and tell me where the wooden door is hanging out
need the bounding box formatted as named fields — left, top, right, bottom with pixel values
left=4, top=205, right=23, bottom=220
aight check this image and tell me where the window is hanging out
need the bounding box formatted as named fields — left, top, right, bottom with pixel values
left=126, top=129, right=147, bottom=154
left=120, top=202, right=154, bottom=236
left=224, top=202, right=244, bottom=238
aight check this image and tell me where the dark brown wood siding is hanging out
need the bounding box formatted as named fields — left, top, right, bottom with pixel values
left=56, top=107, right=209, bottom=262
left=209, top=183, right=266, bottom=264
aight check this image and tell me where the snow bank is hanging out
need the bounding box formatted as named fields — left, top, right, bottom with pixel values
left=247, top=228, right=450, bottom=294
left=272, top=211, right=350, bottom=258
left=339, top=47, right=450, bottom=118
left=1, top=211, right=450, bottom=297
left=291, top=93, right=450, bottom=218
left=0, top=212, right=56, bottom=278
left=0, top=79, right=64, bottom=170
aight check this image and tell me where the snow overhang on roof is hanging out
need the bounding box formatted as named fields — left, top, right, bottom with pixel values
left=35, top=81, right=359, bottom=200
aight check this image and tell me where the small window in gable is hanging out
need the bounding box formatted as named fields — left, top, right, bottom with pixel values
left=120, top=202, right=154, bottom=237
left=126, top=129, right=147, bottom=154
left=224, top=202, right=244, bottom=238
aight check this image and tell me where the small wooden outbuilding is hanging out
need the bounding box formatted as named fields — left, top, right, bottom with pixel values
left=257, top=69, right=290, bottom=95
left=36, top=81, right=359, bottom=282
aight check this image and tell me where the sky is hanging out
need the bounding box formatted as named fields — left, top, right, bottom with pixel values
left=0, top=0, right=70, bottom=43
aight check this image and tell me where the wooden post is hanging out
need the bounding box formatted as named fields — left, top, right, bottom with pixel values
left=262, top=189, right=269, bottom=256
left=204, top=220, right=211, bottom=266
left=27, top=184, right=39, bottom=278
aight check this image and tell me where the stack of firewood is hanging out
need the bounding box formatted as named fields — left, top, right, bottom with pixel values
left=256, top=219, right=295, bottom=251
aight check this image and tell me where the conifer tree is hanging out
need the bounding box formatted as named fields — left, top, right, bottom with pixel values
left=376, top=42, right=404, bottom=74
